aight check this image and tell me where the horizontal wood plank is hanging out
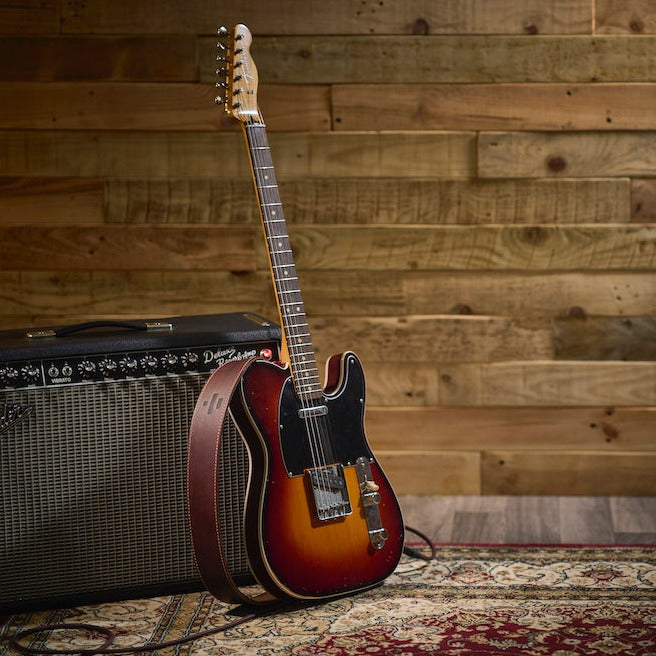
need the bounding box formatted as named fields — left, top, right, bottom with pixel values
left=282, top=225, right=656, bottom=271
left=479, top=131, right=656, bottom=178
left=0, top=177, right=103, bottom=224
left=595, top=0, right=656, bottom=34
left=437, top=361, right=656, bottom=406
left=311, top=315, right=552, bottom=363
left=200, top=36, right=656, bottom=84
left=554, top=315, right=656, bottom=360
left=0, top=271, right=274, bottom=318
left=378, top=450, right=481, bottom=495
left=366, top=407, right=656, bottom=451
left=404, top=272, right=656, bottom=317
left=0, top=0, right=58, bottom=34
left=333, top=84, right=656, bottom=131
left=0, top=131, right=475, bottom=179
left=104, top=177, right=630, bottom=225
left=0, top=270, right=404, bottom=318
left=0, top=226, right=255, bottom=271
left=0, top=37, right=197, bottom=82
left=60, top=0, right=592, bottom=35
left=632, top=178, right=656, bottom=221
left=0, top=83, right=330, bottom=132
left=481, top=451, right=656, bottom=495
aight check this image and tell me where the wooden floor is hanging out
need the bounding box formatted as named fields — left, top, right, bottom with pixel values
left=399, top=496, right=656, bottom=545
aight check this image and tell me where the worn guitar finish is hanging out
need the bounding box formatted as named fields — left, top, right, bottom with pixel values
left=233, top=353, right=404, bottom=599
left=201, top=23, right=404, bottom=601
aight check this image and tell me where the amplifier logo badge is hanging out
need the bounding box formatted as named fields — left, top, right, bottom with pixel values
left=0, top=402, right=34, bottom=435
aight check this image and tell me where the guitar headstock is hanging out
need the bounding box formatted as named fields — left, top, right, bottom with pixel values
left=215, top=24, right=261, bottom=123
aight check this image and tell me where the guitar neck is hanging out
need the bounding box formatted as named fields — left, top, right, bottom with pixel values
left=243, top=121, right=322, bottom=400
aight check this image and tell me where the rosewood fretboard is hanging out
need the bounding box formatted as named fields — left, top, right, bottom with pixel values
left=243, top=122, right=322, bottom=402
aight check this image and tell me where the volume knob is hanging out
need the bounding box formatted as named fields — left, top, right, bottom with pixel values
left=119, top=357, right=138, bottom=374
left=78, top=360, right=96, bottom=379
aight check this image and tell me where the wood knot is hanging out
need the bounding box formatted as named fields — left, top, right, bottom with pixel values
left=451, top=303, right=473, bottom=315
left=412, top=18, right=430, bottom=34
left=546, top=155, right=567, bottom=173
left=602, top=423, right=619, bottom=440
left=629, top=18, right=645, bottom=33
left=568, top=306, right=587, bottom=319
left=523, top=23, right=539, bottom=34
left=299, top=48, right=311, bottom=59
left=523, top=226, right=547, bottom=245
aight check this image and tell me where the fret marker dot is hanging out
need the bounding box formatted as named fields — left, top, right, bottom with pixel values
left=284, top=270, right=288, bottom=276
left=272, top=211, right=276, bottom=216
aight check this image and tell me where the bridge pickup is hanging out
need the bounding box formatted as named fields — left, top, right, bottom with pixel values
left=355, top=457, right=389, bottom=550
left=306, top=463, right=352, bottom=521
left=298, top=404, right=328, bottom=420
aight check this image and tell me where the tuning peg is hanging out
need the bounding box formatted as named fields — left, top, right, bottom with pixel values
left=217, top=26, right=228, bottom=36
left=215, top=67, right=227, bottom=75
left=233, top=101, right=241, bottom=108
left=216, top=42, right=226, bottom=50
left=234, top=74, right=242, bottom=81
left=216, top=55, right=227, bottom=62
left=215, top=81, right=227, bottom=88
left=235, top=33, right=243, bottom=40
left=215, top=96, right=223, bottom=104
left=234, top=61, right=242, bottom=68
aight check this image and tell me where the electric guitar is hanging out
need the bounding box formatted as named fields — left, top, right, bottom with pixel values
left=191, top=23, right=404, bottom=602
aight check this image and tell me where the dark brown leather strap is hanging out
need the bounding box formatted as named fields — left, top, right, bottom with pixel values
left=187, top=357, right=275, bottom=605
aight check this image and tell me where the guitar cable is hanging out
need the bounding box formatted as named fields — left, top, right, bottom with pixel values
left=10, top=524, right=435, bottom=656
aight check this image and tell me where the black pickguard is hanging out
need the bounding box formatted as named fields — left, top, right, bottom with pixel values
left=278, top=353, right=373, bottom=476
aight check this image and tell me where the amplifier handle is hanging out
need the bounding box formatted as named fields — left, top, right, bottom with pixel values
left=27, top=320, right=172, bottom=339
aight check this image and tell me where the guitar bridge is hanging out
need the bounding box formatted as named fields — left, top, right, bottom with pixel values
left=306, top=463, right=352, bottom=521
left=355, top=457, right=389, bottom=550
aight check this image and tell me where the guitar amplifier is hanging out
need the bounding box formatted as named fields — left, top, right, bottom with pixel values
left=0, top=313, right=280, bottom=612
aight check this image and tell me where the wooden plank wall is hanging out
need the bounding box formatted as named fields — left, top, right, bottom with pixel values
left=1, top=0, right=655, bottom=495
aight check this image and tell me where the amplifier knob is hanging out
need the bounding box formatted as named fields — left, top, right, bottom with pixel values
left=61, top=364, right=73, bottom=377
left=141, top=355, right=159, bottom=373
left=21, top=364, right=41, bottom=384
left=98, top=358, right=118, bottom=377
left=78, top=360, right=96, bottom=378
left=181, top=351, right=199, bottom=368
left=161, top=353, right=178, bottom=370
left=0, top=367, right=19, bottom=384
left=119, top=357, right=138, bottom=374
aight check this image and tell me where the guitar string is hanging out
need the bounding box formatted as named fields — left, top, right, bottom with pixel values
left=247, top=122, right=333, bottom=502
left=249, top=122, right=333, bottom=503
left=249, top=122, right=347, bottom=518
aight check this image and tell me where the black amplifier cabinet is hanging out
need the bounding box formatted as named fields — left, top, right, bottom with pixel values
left=0, top=313, right=280, bottom=612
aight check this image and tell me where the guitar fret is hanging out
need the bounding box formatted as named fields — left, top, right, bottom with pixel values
left=252, top=146, right=270, bottom=150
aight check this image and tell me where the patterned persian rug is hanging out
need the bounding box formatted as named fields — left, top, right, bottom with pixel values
left=2, top=545, right=655, bottom=656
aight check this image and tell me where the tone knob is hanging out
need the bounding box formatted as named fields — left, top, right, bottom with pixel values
left=119, top=357, right=138, bottom=374
left=181, top=351, right=199, bottom=369
left=0, top=367, right=18, bottom=385
left=78, top=360, right=96, bottom=379
left=98, top=358, right=118, bottom=377
left=141, top=354, right=159, bottom=373
left=21, top=364, right=41, bottom=384
left=161, top=353, right=178, bottom=371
